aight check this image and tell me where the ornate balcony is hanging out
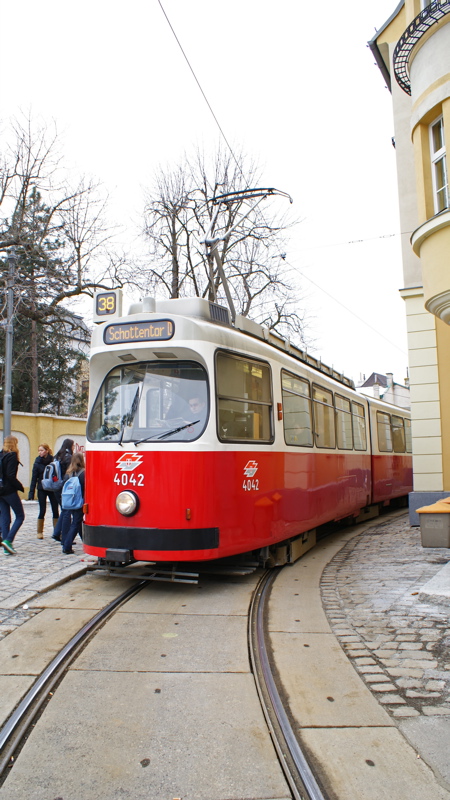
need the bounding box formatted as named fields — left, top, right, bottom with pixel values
left=393, top=1, right=450, bottom=95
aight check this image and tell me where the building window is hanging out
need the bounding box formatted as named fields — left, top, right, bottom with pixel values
left=430, top=116, right=449, bottom=213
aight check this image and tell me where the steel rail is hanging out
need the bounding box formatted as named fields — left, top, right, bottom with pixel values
left=249, top=569, right=328, bottom=800
left=0, top=580, right=146, bottom=778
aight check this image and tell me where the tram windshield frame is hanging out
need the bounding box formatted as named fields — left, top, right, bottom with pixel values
left=87, top=360, right=209, bottom=444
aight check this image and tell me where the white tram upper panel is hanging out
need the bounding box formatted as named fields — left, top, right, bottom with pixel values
left=88, top=295, right=410, bottom=456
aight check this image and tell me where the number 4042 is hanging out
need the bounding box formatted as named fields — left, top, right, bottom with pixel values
left=243, top=479, right=259, bottom=491
left=114, top=473, right=144, bottom=487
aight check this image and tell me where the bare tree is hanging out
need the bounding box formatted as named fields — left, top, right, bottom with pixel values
left=0, top=116, right=124, bottom=315
left=0, top=115, right=125, bottom=412
left=134, top=146, right=309, bottom=344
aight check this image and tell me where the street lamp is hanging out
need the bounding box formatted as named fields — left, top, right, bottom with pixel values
left=3, top=248, right=16, bottom=438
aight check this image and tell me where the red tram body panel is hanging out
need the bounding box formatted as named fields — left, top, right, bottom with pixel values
left=83, top=450, right=372, bottom=561
left=83, top=295, right=412, bottom=567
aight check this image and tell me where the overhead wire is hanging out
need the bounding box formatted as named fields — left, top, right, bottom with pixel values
left=299, top=229, right=414, bottom=252
left=283, top=255, right=408, bottom=356
left=157, top=0, right=248, bottom=186
left=157, top=1, right=408, bottom=361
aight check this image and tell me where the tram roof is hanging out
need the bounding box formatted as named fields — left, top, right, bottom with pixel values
left=94, top=295, right=355, bottom=390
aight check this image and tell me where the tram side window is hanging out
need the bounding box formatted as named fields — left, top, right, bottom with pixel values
left=281, top=371, right=313, bottom=446
left=377, top=411, right=393, bottom=452
left=392, top=414, right=406, bottom=453
left=335, top=395, right=353, bottom=450
left=352, top=402, right=367, bottom=450
left=313, top=385, right=335, bottom=448
left=405, top=417, right=412, bottom=453
left=216, top=352, right=273, bottom=442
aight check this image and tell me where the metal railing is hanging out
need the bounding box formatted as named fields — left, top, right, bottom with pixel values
left=393, top=1, right=450, bottom=95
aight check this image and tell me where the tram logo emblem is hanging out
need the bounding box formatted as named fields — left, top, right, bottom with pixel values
left=243, top=460, right=258, bottom=478
left=116, top=452, right=144, bottom=471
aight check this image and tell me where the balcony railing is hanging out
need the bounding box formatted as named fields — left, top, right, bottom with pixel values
left=393, top=1, right=450, bottom=95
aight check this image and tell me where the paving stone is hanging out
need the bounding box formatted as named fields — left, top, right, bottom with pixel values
left=392, top=708, right=421, bottom=717
left=379, top=695, right=407, bottom=704
left=357, top=665, right=385, bottom=674
left=422, top=707, right=450, bottom=716
left=0, top=502, right=88, bottom=639
left=320, top=517, right=450, bottom=724
left=371, top=683, right=398, bottom=692
left=398, top=642, right=424, bottom=650
left=396, top=678, right=422, bottom=689
left=426, top=680, right=446, bottom=690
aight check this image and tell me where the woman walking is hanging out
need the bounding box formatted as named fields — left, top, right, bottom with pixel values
left=59, top=452, right=85, bottom=555
left=51, top=440, right=74, bottom=542
left=0, top=436, right=25, bottom=555
left=28, top=444, right=60, bottom=538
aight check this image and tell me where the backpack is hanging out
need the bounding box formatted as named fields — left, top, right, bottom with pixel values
left=61, top=473, right=84, bottom=510
left=41, top=460, right=63, bottom=492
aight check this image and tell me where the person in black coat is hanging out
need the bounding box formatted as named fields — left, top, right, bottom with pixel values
left=28, top=443, right=59, bottom=539
left=51, top=439, right=74, bottom=541
left=0, top=435, right=25, bottom=555
left=53, top=438, right=74, bottom=511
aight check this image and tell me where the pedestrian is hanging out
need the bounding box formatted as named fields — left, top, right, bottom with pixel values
left=28, top=443, right=60, bottom=538
left=0, top=435, right=25, bottom=555
left=53, top=438, right=74, bottom=512
left=58, top=452, right=85, bottom=555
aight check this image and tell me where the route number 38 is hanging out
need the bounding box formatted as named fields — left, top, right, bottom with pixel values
left=96, top=292, right=116, bottom=315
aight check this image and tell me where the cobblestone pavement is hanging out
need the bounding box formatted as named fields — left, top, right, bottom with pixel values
left=321, top=514, right=450, bottom=721
left=0, top=500, right=90, bottom=640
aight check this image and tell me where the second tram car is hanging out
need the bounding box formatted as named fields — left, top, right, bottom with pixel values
left=83, top=295, right=412, bottom=568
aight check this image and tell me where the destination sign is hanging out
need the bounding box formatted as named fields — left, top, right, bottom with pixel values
left=103, top=320, right=174, bottom=345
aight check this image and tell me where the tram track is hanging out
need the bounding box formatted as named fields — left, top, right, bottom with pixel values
left=0, top=580, right=147, bottom=782
left=249, top=568, right=328, bottom=800
left=0, top=561, right=330, bottom=800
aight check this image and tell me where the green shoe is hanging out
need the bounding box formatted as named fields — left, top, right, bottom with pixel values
left=2, top=540, right=16, bottom=555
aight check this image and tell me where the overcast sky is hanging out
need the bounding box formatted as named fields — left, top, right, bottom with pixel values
left=1, top=0, right=408, bottom=386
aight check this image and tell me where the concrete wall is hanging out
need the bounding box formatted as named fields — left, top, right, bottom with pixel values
left=0, top=412, right=86, bottom=495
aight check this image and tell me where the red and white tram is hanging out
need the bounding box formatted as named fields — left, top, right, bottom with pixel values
left=83, top=295, right=412, bottom=568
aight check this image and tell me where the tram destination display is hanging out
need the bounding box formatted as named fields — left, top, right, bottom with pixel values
left=103, top=320, right=174, bottom=344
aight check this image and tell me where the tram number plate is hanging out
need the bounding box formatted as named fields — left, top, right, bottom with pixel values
left=243, top=479, right=259, bottom=491
left=114, top=473, right=144, bottom=487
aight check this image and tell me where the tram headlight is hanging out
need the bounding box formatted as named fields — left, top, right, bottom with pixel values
left=116, top=490, right=139, bottom=516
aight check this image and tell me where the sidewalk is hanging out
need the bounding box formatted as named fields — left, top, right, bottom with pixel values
left=0, top=500, right=92, bottom=639
left=320, top=512, right=450, bottom=792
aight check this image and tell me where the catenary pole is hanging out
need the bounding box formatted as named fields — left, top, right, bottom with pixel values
left=3, top=248, right=16, bottom=438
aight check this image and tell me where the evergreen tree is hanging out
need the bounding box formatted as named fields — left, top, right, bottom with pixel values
left=0, top=189, right=90, bottom=416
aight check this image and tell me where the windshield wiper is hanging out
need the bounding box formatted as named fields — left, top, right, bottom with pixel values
left=134, top=420, right=200, bottom=445
left=118, top=387, right=141, bottom=447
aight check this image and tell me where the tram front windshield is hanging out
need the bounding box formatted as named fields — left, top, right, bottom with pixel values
left=87, top=361, right=208, bottom=443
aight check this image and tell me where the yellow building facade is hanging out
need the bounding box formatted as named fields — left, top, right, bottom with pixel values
left=0, top=412, right=86, bottom=495
left=370, top=0, right=450, bottom=518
